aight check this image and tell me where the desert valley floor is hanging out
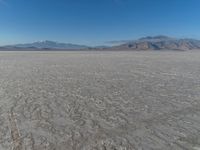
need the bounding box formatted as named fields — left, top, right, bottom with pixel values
left=0, top=51, right=200, bottom=150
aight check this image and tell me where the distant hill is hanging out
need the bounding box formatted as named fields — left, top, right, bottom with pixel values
left=4, top=40, right=88, bottom=50
left=1, top=36, right=200, bottom=51
left=112, top=36, right=200, bottom=51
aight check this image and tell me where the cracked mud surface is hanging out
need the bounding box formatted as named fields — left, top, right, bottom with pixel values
left=0, top=51, right=200, bottom=150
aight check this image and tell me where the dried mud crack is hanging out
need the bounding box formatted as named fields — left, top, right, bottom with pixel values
left=0, top=51, right=200, bottom=150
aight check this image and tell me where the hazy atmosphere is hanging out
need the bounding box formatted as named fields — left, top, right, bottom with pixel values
left=1, top=0, right=200, bottom=150
left=0, top=0, right=200, bottom=45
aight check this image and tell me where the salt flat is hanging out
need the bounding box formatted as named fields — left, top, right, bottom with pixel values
left=0, top=51, right=200, bottom=150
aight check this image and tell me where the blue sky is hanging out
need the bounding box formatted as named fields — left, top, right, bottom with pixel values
left=0, top=0, right=200, bottom=46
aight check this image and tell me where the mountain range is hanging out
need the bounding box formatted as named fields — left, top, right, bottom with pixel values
left=1, top=36, right=200, bottom=51
left=112, top=36, right=200, bottom=50
left=2, top=40, right=88, bottom=50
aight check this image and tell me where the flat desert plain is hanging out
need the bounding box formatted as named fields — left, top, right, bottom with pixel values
left=0, top=51, right=200, bottom=150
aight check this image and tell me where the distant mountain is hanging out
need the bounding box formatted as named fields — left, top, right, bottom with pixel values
left=4, top=40, right=88, bottom=50
left=138, top=35, right=175, bottom=42
left=112, top=36, right=200, bottom=51
left=1, top=36, right=200, bottom=51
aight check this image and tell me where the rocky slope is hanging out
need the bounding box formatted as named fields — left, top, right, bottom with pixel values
left=113, top=36, right=200, bottom=50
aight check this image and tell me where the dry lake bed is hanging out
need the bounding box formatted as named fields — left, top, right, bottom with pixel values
left=0, top=51, right=200, bottom=150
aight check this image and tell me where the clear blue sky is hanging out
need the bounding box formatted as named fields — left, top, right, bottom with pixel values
left=0, top=0, right=200, bottom=46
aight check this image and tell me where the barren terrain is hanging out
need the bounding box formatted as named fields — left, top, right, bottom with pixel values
left=0, top=51, right=200, bottom=150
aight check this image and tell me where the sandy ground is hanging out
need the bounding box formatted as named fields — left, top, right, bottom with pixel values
left=0, top=51, right=200, bottom=150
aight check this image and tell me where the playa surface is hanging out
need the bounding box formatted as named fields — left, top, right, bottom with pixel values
left=0, top=51, right=200, bottom=150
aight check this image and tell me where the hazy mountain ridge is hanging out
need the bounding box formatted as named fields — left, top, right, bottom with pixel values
left=4, top=40, right=88, bottom=50
left=113, top=36, right=200, bottom=50
left=1, top=36, right=200, bottom=51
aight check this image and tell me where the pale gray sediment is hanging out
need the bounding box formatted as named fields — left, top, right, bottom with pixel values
left=0, top=51, right=200, bottom=150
